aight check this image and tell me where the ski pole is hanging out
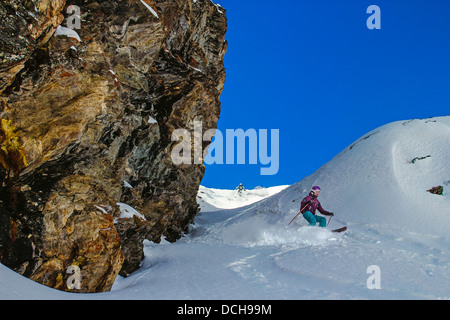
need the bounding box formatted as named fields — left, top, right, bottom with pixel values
left=327, top=215, right=333, bottom=227
left=288, top=202, right=310, bottom=226
left=288, top=211, right=302, bottom=226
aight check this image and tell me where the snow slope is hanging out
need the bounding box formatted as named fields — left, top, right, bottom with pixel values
left=1, top=117, right=449, bottom=299
left=197, top=185, right=289, bottom=211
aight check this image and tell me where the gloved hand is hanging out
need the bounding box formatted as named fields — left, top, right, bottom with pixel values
left=328, top=212, right=335, bottom=216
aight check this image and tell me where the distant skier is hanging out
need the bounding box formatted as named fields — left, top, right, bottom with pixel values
left=236, top=183, right=246, bottom=196
left=300, top=186, right=334, bottom=227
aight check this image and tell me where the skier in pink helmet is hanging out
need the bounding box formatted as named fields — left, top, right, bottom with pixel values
left=300, top=186, right=334, bottom=227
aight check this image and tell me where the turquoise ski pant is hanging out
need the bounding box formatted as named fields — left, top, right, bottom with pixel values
left=303, top=211, right=327, bottom=227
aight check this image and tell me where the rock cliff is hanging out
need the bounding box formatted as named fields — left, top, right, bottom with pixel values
left=0, top=0, right=227, bottom=292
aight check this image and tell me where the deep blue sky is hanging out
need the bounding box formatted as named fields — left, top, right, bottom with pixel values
left=201, top=0, right=450, bottom=190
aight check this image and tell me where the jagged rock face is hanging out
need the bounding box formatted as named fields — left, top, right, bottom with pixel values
left=0, top=0, right=227, bottom=292
left=0, top=0, right=66, bottom=95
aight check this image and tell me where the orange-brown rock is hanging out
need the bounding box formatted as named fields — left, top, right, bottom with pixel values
left=0, top=0, right=227, bottom=292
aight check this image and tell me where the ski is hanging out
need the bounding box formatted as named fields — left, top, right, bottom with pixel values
left=332, top=226, right=347, bottom=233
